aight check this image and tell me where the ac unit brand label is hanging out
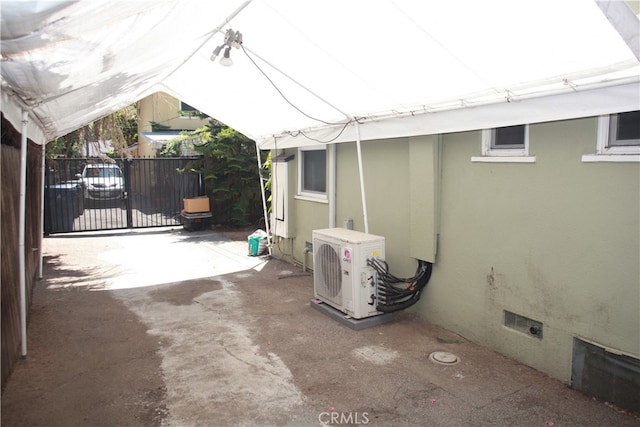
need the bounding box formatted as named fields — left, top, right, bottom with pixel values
left=342, top=247, right=352, bottom=263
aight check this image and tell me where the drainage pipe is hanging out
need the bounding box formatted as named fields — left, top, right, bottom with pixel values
left=302, top=245, right=312, bottom=272
left=354, top=121, right=369, bottom=234
left=19, top=109, right=29, bottom=358
left=255, top=140, right=272, bottom=255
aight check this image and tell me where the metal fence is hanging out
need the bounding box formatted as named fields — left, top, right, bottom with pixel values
left=44, top=157, right=203, bottom=234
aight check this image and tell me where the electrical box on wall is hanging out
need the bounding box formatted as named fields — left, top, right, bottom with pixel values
left=271, top=154, right=294, bottom=238
left=408, top=135, right=440, bottom=263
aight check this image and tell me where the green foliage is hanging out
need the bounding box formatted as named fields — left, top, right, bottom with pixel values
left=177, top=109, right=209, bottom=120
left=46, top=104, right=137, bottom=159
left=263, top=151, right=272, bottom=213
left=158, top=133, right=188, bottom=157
left=150, top=121, right=171, bottom=132
left=47, top=134, right=84, bottom=159
left=184, top=119, right=268, bottom=227
left=116, top=104, right=138, bottom=145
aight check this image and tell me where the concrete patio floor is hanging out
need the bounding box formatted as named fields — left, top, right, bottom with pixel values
left=2, top=227, right=638, bottom=426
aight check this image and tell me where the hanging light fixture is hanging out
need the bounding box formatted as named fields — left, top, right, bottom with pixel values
left=220, top=46, right=233, bottom=66
left=210, top=28, right=242, bottom=66
left=210, top=45, right=223, bottom=62
left=230, top=31, right=242, bottom=48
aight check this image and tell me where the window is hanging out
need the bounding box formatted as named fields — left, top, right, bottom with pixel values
left=472, top=124, right=535, bottom=162
left=179, top=101, right=199, bottom=117
left=493, top=125, right=526, bottom=149
left=297, top=146, right=327, bottom=201
left=608, top=111, right=640, bottom=147
left=582, top=111, right=640, bottom=162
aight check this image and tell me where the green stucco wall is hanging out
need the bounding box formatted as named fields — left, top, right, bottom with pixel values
left=426, top=117, right=639, bottom=381
left=334, top=139, right=415, bottom=275
left=272, top=116, right=640, bottom=383
left=271, top=150, right=329, bottom=266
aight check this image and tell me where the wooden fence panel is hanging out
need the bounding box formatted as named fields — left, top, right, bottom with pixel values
left=1, top=115, right=43, bottom=391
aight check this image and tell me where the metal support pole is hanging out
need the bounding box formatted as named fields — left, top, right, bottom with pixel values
left=328, top=143, right=336, bottom=228
left=38, top=142, right=45, bottom=279
left=355, top=121, right=369, bottom=234
left=255, top=141, right=272, bottom=255
left=19, top=109, right=29, bottom=358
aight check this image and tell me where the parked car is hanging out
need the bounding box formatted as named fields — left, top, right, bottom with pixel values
left=77, top=164, right=124, bottom=201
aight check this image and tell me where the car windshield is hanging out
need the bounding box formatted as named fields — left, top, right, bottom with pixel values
left=85, top=167, right=122, bottom=178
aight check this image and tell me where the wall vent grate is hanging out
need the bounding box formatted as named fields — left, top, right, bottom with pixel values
left=504, top=310, right=543, bottom=339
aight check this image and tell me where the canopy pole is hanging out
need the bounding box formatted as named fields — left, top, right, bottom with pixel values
left=355, top=121, right=369, bottom=234
left=38, top=142, right=45, bottom=279
left=595, top=0, right=640, bottom=61
left=328, top=143, right=336, bottom=228
left=19, top=109, right=29, bottom=359
left=255, top=141, right=272, bottom=255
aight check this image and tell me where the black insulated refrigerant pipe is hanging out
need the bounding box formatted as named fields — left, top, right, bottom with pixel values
left=367, top=258, right=433, bottom=313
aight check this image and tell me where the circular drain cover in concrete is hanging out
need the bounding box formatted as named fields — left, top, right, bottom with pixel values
left=429, top=351, right=459, bottom=365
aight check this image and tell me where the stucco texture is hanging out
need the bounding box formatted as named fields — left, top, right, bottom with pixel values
left=426, top=117, right=639, bottom=381
left=275, top=116, right=639, bottom=384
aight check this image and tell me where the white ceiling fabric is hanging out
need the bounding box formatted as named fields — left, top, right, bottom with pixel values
left=1, top=0, right=639, bottom=148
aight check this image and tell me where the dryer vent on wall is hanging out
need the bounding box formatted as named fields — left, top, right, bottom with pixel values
left=504, top=310, right=543, bottom=339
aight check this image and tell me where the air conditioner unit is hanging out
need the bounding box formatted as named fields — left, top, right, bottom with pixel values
left=313, top=228, right=385, bottom=319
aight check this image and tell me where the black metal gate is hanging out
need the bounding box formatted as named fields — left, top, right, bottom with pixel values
left=44, top=157, right=203, bottom=234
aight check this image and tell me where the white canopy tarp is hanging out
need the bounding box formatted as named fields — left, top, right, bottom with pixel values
left=2, top=0, right=639, bottom=149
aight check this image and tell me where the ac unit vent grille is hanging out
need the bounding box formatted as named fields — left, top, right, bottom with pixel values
left=317, top=243, right=342, bottom=305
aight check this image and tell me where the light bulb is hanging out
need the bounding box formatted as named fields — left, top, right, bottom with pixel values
left=219, top=46, right=233, bottom=66
left=210, top=45, right=222, bottom=62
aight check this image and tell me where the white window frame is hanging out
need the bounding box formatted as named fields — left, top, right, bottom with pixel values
left=296, top=145, right=328, bottom=203
left=471, top=124, right=536, bottom=163
left=581, top=113, right=640, bottom=162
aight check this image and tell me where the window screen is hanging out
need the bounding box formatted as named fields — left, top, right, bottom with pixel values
left=302, top=150, right=326, bottom=193
left=610, top=111, right=640, bottom=146
left=493, top=125, right=526, bottom=148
